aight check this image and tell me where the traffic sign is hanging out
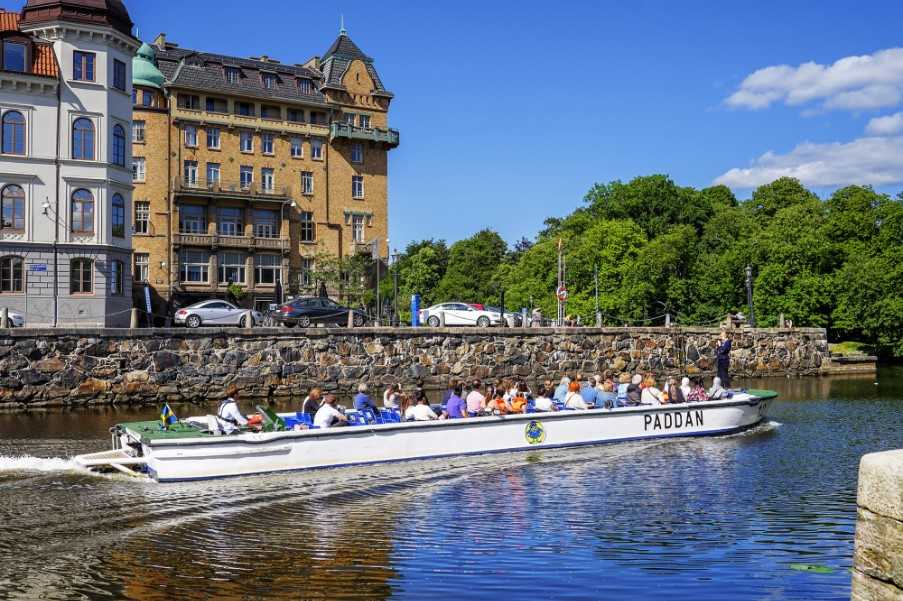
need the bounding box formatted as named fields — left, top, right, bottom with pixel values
left=556, top=285, right=568, bottom=301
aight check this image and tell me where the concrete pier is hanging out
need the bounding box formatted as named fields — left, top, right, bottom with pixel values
left=853, top=449, right=903, bottom=600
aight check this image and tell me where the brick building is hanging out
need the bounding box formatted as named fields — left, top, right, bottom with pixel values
left=130, top=27, right=398, bottom=316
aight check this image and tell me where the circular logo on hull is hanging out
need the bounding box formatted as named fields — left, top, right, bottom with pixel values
left=525, top=420, right=546, bottom=445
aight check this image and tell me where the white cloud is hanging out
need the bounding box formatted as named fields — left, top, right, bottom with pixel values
left=726, top=48, right=903, bottom=111
left=866, top=112, right=903, bottom=135
left=714, top=135, right=903, bottom=189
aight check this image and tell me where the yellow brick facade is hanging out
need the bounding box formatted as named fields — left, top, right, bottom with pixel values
left=130, top=33, right=396, bottom=316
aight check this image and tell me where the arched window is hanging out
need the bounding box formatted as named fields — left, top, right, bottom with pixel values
left=1, top=111, right=25, bottom=155
left=70, top=258, right=92, bottom=294
left=72, top=118, right=94, bottom=160
left=111, top=124, right=126, bottom=166
left=71, top=188, right=94, bottom=234
left=0, top=256, right=24, bottom=293
left=111, top=193, right=125, bottom=238
left=1, top=184, right=24, bottom=230
left=110, top=260, right=123, bottom=295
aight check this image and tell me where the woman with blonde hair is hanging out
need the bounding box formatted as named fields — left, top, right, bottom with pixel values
left=640, top=375, right=663, bottom=406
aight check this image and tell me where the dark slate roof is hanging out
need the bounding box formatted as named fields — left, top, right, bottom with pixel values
left=323, top=33, right=370, bottom=62
left=320, top=32, right=390, bottom=96
left=155, top=45, right=328, bottom=105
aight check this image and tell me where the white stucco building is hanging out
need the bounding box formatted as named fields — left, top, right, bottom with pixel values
left=0, top=0, right=137, bottom=327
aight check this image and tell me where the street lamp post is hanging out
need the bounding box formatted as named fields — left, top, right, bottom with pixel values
left=391, top=248, right=399, bottom=326
left=745, top=264, right=756, bottom=327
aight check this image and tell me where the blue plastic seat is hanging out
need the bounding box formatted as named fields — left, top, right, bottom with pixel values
left=361, top=408, right=383, bottom=424
left=380, top=409, right=400, bottom=423
left=295, top=412, right=314, bottom=426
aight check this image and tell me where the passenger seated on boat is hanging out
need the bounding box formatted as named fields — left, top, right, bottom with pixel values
left=487, top=389, right=511, bottom=415
left=616, top=373, right=631, bottom=406
left=626, top=374, right=643, bottom=406
left=565, top=381, right=589, bottom=410
left=640, top=376, right=664, bottom=406
left=301, top=388, right=322, bottom=416
left=405, top=395, right=439, bottom=421
left=596, top=379, right=617, bottom=409
left=687, top=377, right=709, bottom=402
left=708, top=377, right=727, bottom=400
left=442, top=379, right=460, bottom=405
left=466, top=381, right=487, bottom=417
left=578, top=375, right=599, bottom=407
left=314, top=394, right=349, bottom=429
left=553, top=376, right=571, bottom=403
left=216, top=385, right=249, bottom=434
left=383, top=384, right=400, bottom=409
left=354, top=383, right=379, bottom=414
left=665, top=377, right=686, bottom=404
left=680, top=377, right=692, bottom=401
left=509, top=383, right=529, bottom=414
left=533, top=387, right=557, bottom=412
left=446, top=385, right=467, bottom=418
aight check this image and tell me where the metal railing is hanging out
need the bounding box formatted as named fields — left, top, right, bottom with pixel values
left=173, top=232, right=290, bottom=252
left=330, top=123, right=400, bottom=147
left=173, top=176, right=292, bottom=200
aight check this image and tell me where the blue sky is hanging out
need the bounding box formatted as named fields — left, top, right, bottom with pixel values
left=13, top=0, right=903, bottom=250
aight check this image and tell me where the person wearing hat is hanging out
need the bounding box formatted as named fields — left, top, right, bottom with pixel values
left=353, top=382, right=378, bottom=415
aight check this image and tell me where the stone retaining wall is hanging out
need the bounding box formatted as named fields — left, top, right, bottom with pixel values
left=852, top=449, right=903, bottom=600
left=0, top=326, right=830, bottom=409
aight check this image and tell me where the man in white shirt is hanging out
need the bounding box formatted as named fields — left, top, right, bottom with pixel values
left=217, top=385, right=249, bottom=434
left=405, top=397, right=438, bottom=421
left=314, top=394, right=348, bottom=429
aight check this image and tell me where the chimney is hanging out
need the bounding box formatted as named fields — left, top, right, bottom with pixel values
left=153, top=32, right=166, bottom=50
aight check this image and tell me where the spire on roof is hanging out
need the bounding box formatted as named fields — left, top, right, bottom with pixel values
left=339, top=14, right=346, bottom=36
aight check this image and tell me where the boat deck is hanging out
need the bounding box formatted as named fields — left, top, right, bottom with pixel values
left=120, top=390, right=778, bottom=444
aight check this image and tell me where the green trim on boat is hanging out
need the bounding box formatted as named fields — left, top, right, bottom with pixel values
left=746, top=389, right=779, bottom=400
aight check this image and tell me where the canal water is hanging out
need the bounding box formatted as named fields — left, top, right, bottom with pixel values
left=0, top=369, right=901, bottom=600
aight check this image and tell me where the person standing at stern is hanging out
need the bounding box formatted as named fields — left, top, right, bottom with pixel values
left=716, top=330, right=732, bottom=388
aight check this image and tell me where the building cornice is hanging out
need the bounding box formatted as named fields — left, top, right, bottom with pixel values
left=21, top=22, right=139, bottom=53
left=0, top=72, right=58, bottom=95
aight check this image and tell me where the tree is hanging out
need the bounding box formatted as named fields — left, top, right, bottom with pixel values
left=748, top=177, right=819, bottom=218
left=433, top=229, right=508, bottom=303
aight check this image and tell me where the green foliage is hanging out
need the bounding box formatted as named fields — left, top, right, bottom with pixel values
left=391, top=176, right=903, bottom=357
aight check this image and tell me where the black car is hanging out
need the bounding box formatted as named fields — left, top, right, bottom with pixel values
left=275, top=297, right=368, bottom=327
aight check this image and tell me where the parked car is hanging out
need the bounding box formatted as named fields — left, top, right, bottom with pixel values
left=483, top=306, right=523, bottom=327
left=274, top=297, right=367, bottom=327
left=174, top=300, right=263, bottom=328
left=419, top=302, right=507, bottom=327
left=0, top=309, right=25, bottom=328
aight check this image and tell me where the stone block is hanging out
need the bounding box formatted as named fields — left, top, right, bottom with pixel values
left=854, top=506, right=903, bottom=589
left=851, top=569, right=903, bottom=601
left=858, top=449, right=903, bottom=522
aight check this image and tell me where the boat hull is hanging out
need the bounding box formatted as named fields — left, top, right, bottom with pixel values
left=122, top=395, right=773, bottom=482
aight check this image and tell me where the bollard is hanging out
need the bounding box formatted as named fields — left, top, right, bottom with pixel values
left=665, top=313, right=671, bottom=328
left=0, top=307, right=7, bottom=328
left=439, top=311, right=446, bottom=327
left=244, top=310, right=253, bottom=329
left=779, top=313, right=786, bottom=328
left=129, top=308, right=139, bottom=329
left=347, top=310, right=354, bottom=328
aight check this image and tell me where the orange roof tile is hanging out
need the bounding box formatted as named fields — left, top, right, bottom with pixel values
left=32, top=43, right=59, bottom=78
left=0, top=10, right=21, bottom=32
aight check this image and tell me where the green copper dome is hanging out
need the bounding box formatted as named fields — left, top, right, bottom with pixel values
left=133, top=42, right=164, bottom=89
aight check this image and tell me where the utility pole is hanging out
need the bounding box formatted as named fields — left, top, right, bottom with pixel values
left=745, top=264, right=756, bottom=327
left=556, top=238, right=566, bottom=326
left=392, top=248, right=399, bottom=326
left=594, top=263, right=600, bottom=326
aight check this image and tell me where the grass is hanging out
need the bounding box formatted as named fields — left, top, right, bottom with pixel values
left=830, top=341, right=868, bottom=356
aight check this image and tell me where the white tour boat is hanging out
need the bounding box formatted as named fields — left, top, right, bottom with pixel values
left=74, top=390, right=777, bottom=482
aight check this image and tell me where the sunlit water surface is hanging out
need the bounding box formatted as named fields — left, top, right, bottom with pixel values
left=0, top=368, right=901, bottom=600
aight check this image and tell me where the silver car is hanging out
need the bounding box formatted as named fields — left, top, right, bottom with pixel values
left=1, top=309, right=25, bottom=328
left=173, top=300, right=263, bottom=328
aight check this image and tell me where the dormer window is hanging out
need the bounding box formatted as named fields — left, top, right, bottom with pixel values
left=225, top=67, right=240, bottom=84
left=2, top=41, right=26, bottom=72
left=298, top=78, right=311, bottom=94
left=262, top=72, right=277, bottom=89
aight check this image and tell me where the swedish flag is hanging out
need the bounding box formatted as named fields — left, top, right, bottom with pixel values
left=160, top=403, right=177, bottom=429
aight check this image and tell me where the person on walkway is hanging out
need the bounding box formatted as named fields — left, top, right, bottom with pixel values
left=354, top=383, right=378, bottom=414
left=405, top=394, right=439, bottom=421
left=565, top=381, right=589, bottom=410
left=301, top=387, right=322, bottom=416
left=446, top=385, right=467, bottom=419
left=216, top=385, right=249, bottom=434
left=716, top=331, right=732, bottom=388
left=465, top=380, right=487, bottom=416
left=314, top=394, right=348, bottom=429
left=554, top=376, right=571, bottom=403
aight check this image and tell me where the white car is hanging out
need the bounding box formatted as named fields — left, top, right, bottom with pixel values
left=174, top=300, right=263, bottom=328
left=419, top=302, right=506, bottom=327
left=1, top=309, right=25, bottom=327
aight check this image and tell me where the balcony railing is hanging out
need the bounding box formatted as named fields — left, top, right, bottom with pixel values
left=171, top=106, right=331, bottom=137
left=173, top=176, right=291, bottom=200
left=330, top=123, right=400, bottom=148
left=173, top=232, right=290, bottom=252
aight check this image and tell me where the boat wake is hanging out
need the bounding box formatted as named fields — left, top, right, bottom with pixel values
left=0, top=455, right=79, bottom=474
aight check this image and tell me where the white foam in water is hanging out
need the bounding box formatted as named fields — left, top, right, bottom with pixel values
left=0, top=455, right=77, bottom=473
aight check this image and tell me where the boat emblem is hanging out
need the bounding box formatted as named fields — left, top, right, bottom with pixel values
left=525, top=420, right=545, bottom=445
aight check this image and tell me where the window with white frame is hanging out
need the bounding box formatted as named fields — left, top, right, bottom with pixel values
left=261, top=168, right=275, bottom=192
left=132, top=157, right=145, bottom=182
left=207, top=127, right=220, bottom=149
left=261, top=133, right=274, bottom=155
left=218, top=207, right=243, bottom=236
left=240, top=165, right=253, bottom=190
left=184, top=125, right=198, bottom=147
left=183, top=160, right=198, bottom=185
left=298, top=78, right=312, bottom=94
left=219, top=251, right=246, bottom=284
left=134, top=200, right=149, bottom=234
left=301, top=171, right=313, bottom=195
left=240, top=131, right=253, bottom=152
left=206, top=162, right=220, bottom=185
left=254, top=254, right=281, bottom=285
left=253, top=209, right=278, bottom=238
left=179, top=249, right=209, bottom=283
left=262, top=73, right=277, bottom=89
left=311, top=137, right=323, bottom=160
left=132, top=120, right=145, bottom=143
left=352, top=175, right=364, bottom=199
left=179, top=204, right=206, bottom=234
left=351, top=143, right=363, bottom=164
left=112, top=124, right=127, bottom=166
left=225, top=67, right=240, bottom=84
left=111, top=193, right=126, bottom=238
left=343, top=113, right=355, bottom=125
left=351, top=214, right=365, bottom=242
left=290, top=136, right=303, bottom=158
left=134, top=252, right=149, bottom=282
left=359, top=114, right=371, bottom=128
